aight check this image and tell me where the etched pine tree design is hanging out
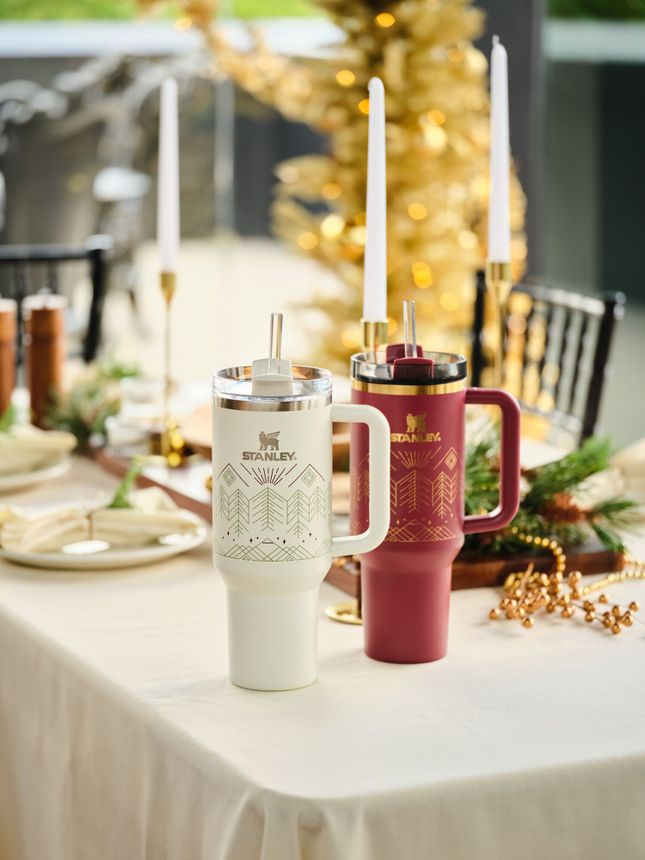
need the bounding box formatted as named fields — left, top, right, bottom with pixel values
left=309, top=486, right=328, bottom=521
left=392, top=470, right=433, bottom=512
left=431, top=472, right=457, bottom=520
left=215, top=484, right=228, bottom=521
left=357, top=470, right=370, bottom=502
left=228, top=488, right=250, bottom=536
left=287, top=489, right=310, bottom=536
left=251, top=486, right=286, bottom=530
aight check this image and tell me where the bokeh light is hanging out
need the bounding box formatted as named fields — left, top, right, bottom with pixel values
left=297, top=232, right=318, bottom=250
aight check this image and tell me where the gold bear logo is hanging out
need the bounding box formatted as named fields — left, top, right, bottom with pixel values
left=406, top=413, right=426, bottom=433
left=259, top=431, right=280, bottom=451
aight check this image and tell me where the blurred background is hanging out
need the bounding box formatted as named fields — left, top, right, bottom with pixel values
left=0, top=0, right=643, bottom=445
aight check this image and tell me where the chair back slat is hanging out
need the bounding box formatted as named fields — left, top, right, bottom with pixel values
left=536, top=302, right=554, bottom=396
left=551, top=307, right=570, bottom=409
left=471, top=277, right=625, bottom=446
left=581, top=293, right=625, bottom=441
left=518, top=299, right=536, bottom=404
left=0, top=236, right=112, bottom=364
left=567, top=313, right=589, bottom=416
left=46, top=264, right=59, bottom=294
left=470, top=270, right=486, bottom=389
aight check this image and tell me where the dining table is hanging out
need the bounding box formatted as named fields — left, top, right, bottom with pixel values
left=1, top=455, right=644, bottom=860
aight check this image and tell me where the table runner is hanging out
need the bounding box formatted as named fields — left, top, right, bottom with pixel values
left=1, top=458, right=645, bottom=859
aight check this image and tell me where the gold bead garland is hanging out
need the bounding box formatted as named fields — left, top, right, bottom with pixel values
left=489, top=533, right=645, bottom=635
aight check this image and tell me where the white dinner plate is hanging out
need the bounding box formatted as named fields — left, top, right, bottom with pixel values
left=0, top=459, right=71, bottom=494
left=0, top=526, right=207, bottom=571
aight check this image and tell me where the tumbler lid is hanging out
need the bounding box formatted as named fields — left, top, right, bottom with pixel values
left=212, top=364, right=331, bottom=410
left=351, top=348, right=467, bottom=387
left=227, top=588, right=319, bottom=691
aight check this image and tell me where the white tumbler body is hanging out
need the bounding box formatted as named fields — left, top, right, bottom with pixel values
left=212, top=364, right=391, bottom=692
left=213, top=403, right=333, bottom=691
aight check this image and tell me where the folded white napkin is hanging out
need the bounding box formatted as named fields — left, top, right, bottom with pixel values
left=571, top=437, right=645, bottom=518
left=0, top=426, right=77, bottom=476
left=612, top=438, right=645, bottom=503
left=0, top=488, right=202, bottom=554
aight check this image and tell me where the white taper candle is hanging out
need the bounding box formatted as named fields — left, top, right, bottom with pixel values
left=363, top=77, right=387, bottom=321
left=488, top=36, right=511, bottom=263
left=158, top=78, right=180, bottom=274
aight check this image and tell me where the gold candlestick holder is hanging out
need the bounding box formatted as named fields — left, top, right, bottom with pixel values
left=361, top=318, right=389, bottom=359
left=158, top=271, right=185, bottom=468
left=325, top=598, right=363, bottom=625
left=485, top=261, right=512, bottom=388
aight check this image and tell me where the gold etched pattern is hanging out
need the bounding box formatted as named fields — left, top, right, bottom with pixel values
left=386, top=443, right=461, bottom=543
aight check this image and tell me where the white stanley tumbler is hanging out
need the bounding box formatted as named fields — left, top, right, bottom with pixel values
left=212, top=313, right=390, bottom=691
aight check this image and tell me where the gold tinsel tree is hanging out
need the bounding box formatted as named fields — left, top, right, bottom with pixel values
left=146, top=0, right=526, bottom=370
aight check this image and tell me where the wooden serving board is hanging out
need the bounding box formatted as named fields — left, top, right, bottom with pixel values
left=327, top=544, right=625, bottom=598
left=95, top=450, right=624, bottom=593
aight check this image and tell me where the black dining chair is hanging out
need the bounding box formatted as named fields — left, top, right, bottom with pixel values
left=0, top=234, right=113, bottom=364
left=470, top=271, right=625, bottom=445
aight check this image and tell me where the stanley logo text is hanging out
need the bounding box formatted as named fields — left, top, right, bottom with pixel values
left=242, top=431, right=297, bottom=461
left=390, top=413, right=441, bottom=444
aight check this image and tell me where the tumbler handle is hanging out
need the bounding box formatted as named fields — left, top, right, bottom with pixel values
left=463, top=388, right=521, bottom=535
left=331, top=402, right=391, bottom=556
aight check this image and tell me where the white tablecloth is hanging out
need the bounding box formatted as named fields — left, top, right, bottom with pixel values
left=1, top=458, right=645, bottom=860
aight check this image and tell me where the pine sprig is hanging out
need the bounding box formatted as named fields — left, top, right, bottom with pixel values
left=464, top=434, right=499, bottom=516
left=522, top=437, right=612, bottom=509
left=0, top=403, right=17, bottom=433
left=463, top=433, right=639, bottom=557
left=45, top=359, right=139, bottom=450
left=107, top=459, right=142, bottom=509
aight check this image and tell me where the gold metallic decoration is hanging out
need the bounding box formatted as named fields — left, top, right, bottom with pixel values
left=361, top=319, right=389, bottom=357
left=351, top=379, right=466, bottom=396
left=325, top=600, right=363, bottom=625
left=141, top=0, right=528, bottom=371
left=485, top=261, right=513, bottom=388
left=158, top=271, right=186, bottom=468
left=326, top=556, right=363, bottom=625
left=489, top=533, right=645, bottom=635
left=160, top=270, right=176, bottom=306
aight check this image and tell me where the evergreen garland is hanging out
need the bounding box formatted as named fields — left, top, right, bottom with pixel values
left=464, top=434, right=640, bottom=556
left=45, top=359, right=139, bottom=451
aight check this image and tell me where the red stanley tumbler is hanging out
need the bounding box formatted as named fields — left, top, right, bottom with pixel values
left=350, top=345, right=521, bottom=663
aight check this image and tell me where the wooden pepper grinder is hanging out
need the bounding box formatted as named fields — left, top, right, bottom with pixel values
left=0, top=298, right=17, bottom=419
left=23, top=295, right=67, bottom=429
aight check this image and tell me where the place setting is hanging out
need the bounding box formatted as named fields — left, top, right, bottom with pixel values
left=0, top=463, right=206, bottom=571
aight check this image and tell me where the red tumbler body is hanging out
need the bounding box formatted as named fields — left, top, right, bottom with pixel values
left=350, top=349, right=520, bottom=664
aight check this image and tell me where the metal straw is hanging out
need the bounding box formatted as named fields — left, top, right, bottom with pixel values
left=269, top=312, right=283, bottom=374
left=403, top=300, right=417, bottom=358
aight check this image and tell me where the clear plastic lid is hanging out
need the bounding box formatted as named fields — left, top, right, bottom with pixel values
left=213, top=364, right=331, bottom=406
left=351, top=348, right=467, bottom=386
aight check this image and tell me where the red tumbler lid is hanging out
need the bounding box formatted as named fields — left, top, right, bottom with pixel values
left=351, top=349, right=467, bottom=387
